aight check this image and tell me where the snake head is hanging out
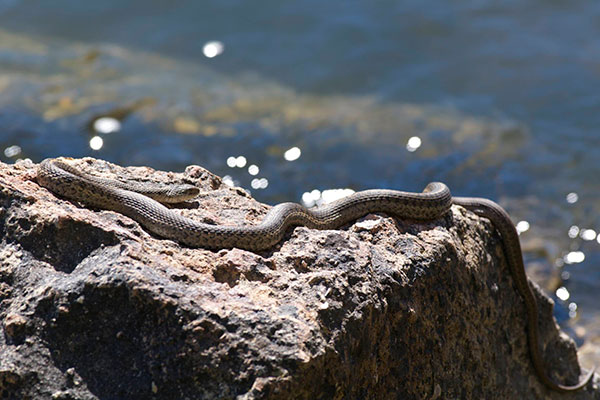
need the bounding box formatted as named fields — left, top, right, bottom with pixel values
left=161, top=184, right=200, bottom=203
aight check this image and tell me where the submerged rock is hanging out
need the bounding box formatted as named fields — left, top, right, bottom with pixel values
left=0, top=158, right=596, bottom=399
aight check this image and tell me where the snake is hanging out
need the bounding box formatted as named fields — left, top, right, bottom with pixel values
left=36, top=157, right=594, bottom=392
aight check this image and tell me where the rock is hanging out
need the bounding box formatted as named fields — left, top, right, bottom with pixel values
left=0, top=157, right=597, bottom=400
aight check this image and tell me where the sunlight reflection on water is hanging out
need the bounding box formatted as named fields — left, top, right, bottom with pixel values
left=569, top=302, right=578, bottom=319
left=302, top=188, right=355, bottom=208
left=248, top=164, right=259, bottom=176
left=566, top=192, right=579, bottom=204
left=250, top=178, right=268, bottom=190
left=3, top=145, right=21, bottom=158
left=227, top=156, right=247, bottom=168
left=568, top=226, right=580, bottom=239
left=580, top=229, right=597, bottom=241
left=556, top=286, right=570, bottom=301
left=284, top=147, right=301, bottom=161
left=564, top=251, right=585, bottom=264
left=89, top=136, right=103, bottom=150
left=93, top=117, right=121, bottom=134
left=406, top=136, right=421, bottom=152
left=515, top=220, right=529, bottom=234
left=202, top=41, right=224, bottom=58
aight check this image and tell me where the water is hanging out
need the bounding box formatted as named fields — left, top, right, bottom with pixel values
left=1, top=1, right=599, bottom=366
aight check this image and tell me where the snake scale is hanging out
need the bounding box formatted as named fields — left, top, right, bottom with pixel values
left=37, top=158, right=594, bottom=392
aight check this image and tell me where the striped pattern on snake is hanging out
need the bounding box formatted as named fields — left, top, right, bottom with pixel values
left=36, top=157, right=594, bottom=392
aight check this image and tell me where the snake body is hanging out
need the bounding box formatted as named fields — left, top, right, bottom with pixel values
left=36, top=158, right=594, bottom=392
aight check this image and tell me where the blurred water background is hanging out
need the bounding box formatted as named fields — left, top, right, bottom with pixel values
left=1, top=1, right=599, bottom=367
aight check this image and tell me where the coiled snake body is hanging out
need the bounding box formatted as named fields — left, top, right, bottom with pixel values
left=36, top=158, right=594, bottom=392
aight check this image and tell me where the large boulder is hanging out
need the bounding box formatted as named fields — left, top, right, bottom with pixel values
left=0, top=158, right=596, bottom=399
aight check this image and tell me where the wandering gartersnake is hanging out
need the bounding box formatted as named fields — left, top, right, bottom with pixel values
left=36, top=157, right=595, bottom=392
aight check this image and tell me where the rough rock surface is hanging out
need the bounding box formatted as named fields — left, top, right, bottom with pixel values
left=0, top=158, right=597, bottom=400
